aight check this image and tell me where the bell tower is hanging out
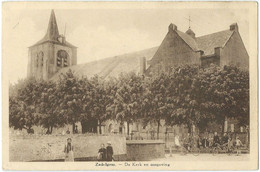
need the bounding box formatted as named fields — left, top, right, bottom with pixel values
left=27, top=10, right=77, bottom=80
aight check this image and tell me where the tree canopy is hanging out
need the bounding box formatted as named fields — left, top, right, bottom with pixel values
left=9, top=65, right=249, bottom=134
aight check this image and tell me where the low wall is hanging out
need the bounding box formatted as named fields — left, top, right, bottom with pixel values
left=10, top=134, right=126, bottom=162
left=126, top=140, right=165, bottom=161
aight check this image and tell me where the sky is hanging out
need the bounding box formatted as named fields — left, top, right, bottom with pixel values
left=3, top=7, right=249, bottom=83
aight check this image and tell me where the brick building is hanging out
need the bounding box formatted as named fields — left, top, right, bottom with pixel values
left=145, top=23, right=249, bottom=76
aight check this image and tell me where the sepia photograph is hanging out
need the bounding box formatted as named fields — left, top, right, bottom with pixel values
left=2, top=1, right=258, bottom=171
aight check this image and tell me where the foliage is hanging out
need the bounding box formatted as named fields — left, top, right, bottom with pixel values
left=9, top=65, right=249, bottom=134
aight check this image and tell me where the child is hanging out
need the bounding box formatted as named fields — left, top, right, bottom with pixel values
left=227, top=137, right=234, bottom=153
left=98, top=144, right=107, bottom=161
left=235, top=136, right=243, bottom=156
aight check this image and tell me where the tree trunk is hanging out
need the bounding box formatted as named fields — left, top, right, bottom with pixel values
left=72, top=123, right=75, bottom=134
left=127, top=122, right=130, bottom=136
left=46, top=127, right=50, bottom=134
left=81, top=121, right=85, bottom=133
left=99, top=120, right=102, bottom=134
left=187, top=123, right=191, bottom=135
left=50, top=125, right=53, bottom=134
left=157, top=120, right=160, bottom=140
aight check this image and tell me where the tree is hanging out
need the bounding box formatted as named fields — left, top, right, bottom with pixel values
left=198, top=65, right=249, bottom=130
left=144, top=72, right=172, bottom=139
left=114, top=72, right=144, bottom=135
left=81, top=75, right=117, bottom=134
left=38, top=80, right=65, bottom=134
left=9, top=78, right=41, bottom=133
left=56, top=69, right=84, bottom=133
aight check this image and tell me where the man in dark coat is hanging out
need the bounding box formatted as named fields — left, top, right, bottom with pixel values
left=106, top=141, right=114, bottom=161
left=202, top=136, right=209, bottom=148
left=222, top=133, right=229, bottom=145
left=213, top=132, right=220, bottom=147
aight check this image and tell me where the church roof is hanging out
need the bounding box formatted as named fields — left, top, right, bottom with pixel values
left=196, top=30, right=234, bottom=56
left=50, top=47, right=158, bottom=81
left=176, top=30, right=199, bottom=51
left=30, top=10, right=76, bottom=48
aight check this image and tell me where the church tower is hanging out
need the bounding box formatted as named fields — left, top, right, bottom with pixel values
left=27, top=10, right=77, bottom=80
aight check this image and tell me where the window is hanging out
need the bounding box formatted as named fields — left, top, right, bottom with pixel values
left=36, top=54, right=38, bottom=67
left=240, top=126, right=244, bottom=132
left=64, top=56, right=68, bottom=67
left=57, top=50, right=69, bottom=67
left=36, top=51, right=44, bottom=67
left=230, top=124, right=234, bottom=132
left=57, top=56, right=61, bottom=67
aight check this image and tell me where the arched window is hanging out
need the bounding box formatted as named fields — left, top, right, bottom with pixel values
left=36, top=54, right=39, bottom=67
left=57, top=50, right=69, bottom=67
left=38, top=51, right=44, bottom=67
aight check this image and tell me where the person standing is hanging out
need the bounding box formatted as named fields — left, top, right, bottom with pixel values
left=98, top=144, right=107, bottom=161
left=213, top=132, right=220, bottom=147
left=202, top=136, right=209, bottom=148
left=174, top=135, right=181, bottom=148
left=106, top=141, right=114, bottom=161
left=235, top=136, right=243, bottom=156
left=64, top=138, right=74, bottom=162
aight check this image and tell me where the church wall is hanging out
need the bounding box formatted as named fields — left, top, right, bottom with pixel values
left=146, top=30, right=200, bottom=75
left=28, top=43, right=77, bottom=80
left=72, top=48, right=77, bottom=65
left=28, top=43, right=52, bottom=80
left=220, top=31, right=249, bottom=70
left=27, top=49, right=32, bottom=78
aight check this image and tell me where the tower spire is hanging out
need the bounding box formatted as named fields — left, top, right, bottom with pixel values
left=44, top=9, right=60, bottom=41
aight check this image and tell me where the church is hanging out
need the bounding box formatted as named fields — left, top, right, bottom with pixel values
left=27, top=10, right=249, bottom=137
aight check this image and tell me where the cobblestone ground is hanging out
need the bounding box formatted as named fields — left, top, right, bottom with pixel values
left=154, top=153, right=249, bottom=161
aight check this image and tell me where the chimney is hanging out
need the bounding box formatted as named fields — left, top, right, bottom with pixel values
left=140, top=56, right=146, bottom=75
left=230, top=23, right=238, bottom=32
left=214, top=47, right=221, bottom=57
left=168, top=23, right=177, bottom=32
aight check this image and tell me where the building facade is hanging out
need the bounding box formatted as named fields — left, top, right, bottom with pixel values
left=27, top=10, right=77, bottom=80
left=145, top=23, right=249, bottom=76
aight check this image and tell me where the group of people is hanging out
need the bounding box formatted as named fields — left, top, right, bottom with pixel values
left=63, top=138, right=114, bottom=162
left=97, top=142, right=114, bottom=161
left=201, top=132, right=244, bottom=150
left=174, top=132, right=244, bottom=153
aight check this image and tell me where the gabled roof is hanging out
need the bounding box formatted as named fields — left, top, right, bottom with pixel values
left=154, top=23, right=235, bottom=57
left=196, top=30, right=234, bottom=56
left=176, top=30, right=199, bottom=51
left=176, top=28, right=234, bottom=56
left=30, top=10, right=76, bottom=48
left=50, top=47, right=158, bottom=81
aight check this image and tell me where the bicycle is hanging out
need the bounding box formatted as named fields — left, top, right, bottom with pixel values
left=212, top=143, right=228, bottom=155
left=180, top=143, right=200, bottom=156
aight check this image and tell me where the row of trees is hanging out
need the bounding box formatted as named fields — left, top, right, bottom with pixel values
left=9, top=65, right=249, bottom=136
